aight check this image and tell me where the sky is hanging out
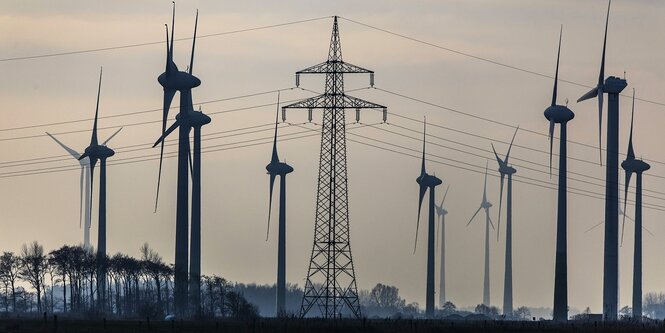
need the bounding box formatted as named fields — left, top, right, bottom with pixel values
left=2, top=0, right=665, bottom=314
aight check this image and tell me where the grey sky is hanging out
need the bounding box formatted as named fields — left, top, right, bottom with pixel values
left=1, top=0, right=665, bottom=313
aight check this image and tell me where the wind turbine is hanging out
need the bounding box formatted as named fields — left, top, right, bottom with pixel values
left=45, top=133, right=92, bottom=249
left=435, top=185, right=449, bottom=308
left=621, top=90, right=650, bottom=321
left=491, top=127, right=518, bottom=316
left=467, top=162, right=494, bottom=306
left=152, top=3, right=202, bottom=316
left=265, top=92, right=294, bottom=317
left=77, top=68, right=121, bottom=313
left=414, top=118, right=442, bottom=318
left=544, top=26, right=574, bottom=322
left=576, top=0, right=627, bottom=320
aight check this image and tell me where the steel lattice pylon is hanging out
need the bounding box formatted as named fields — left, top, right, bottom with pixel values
left=282, top=16, right=386, bottom=319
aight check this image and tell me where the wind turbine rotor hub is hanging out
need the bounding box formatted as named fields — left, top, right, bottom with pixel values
left=622, top=159, right=650, bottom=173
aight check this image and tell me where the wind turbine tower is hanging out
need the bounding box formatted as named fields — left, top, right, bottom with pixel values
left=467, top=163, right=494, bottom=306
left=152, top=4, right=202, bottom=316
left=46, top=133, right=92, bottom=249
left=78, top=68, right=121, bottom=313
left=266, top=92, right=294, bottom=316
left=544, top=27, right=575, bottom=322
left=491, top=127, right=518, bottom=316
left=435, top=186, right=450, bottom=308
left=577, top=0, right=626, bottom=320
left=621, top=90, right=650, bottom=321
left=414, top=119, right=443, bottom=318
left=281, top=16, right=387, bottom=318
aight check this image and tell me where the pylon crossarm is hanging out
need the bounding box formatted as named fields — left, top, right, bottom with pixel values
left=282, top=93, right=385, bottom=110
left=297, top=60, right=374, bottom=74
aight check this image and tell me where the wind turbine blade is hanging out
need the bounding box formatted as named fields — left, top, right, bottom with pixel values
left=466, top=206, right=482, bottom=227
left=78, top=152, right=89, bottom=161
left=441, top=185, right=450, bottom=206
left=599, top=0, right=610, bottom=87
left=266, top=173, right=276, bottom=241
left=597, top=88, right=604, bottom=165
left=170, top=2, right=175, bottom=62
left=505, top=126, right=519, bottom=164
left=497, top=173, right=505, bottom=240
left=91, top=67, right=103, bottom=146
left=420, top=117, right=426, bottom=176
left=488, top=214, right=495, bottom=230
left=621, top=170, right=632, bottom=246
left=415, top=184, right=427, bottom=254
left=153, top=120, right=181, bottom=148
left=45, top=132, right=81, bottom=159
left=164, top=24, right=169, bottom=72
left=153, top=117, right=179, bottom=213
left=577, top=87, right=598, bottom=103
left=491, top=143, right=503, bottom=168
left=79, top=166, right=84, bottom=229
left=552, top=25, right=562, bottom=107
left=627, top=89, right=635, bottom=160
left=435, top=215, right=441, bottom=252
left=548, top=119, right=555, bottom=177
left=585, top=221, right=604, bottom=233
left=482, top=161, right=489, bottom=203
left=188, top=146, right=193, bottom=178
left=88, top=158, right=97, bottom=226
left=189, top=9, right=198, bottom=75
left=102, top=127, right=123, bottom=146
left=271, top=92, right=281, bottom=163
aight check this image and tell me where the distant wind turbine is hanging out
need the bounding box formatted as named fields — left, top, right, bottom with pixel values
left=46, top=133, right=92, bottom=250
left=435, top=185, right=449, bottom=308
left=491, top=127, right=518, bottom=316
left=77, top=68, right=121, bottom=313
left=265, top=92, right=294, bottom=316
left=576, top=0, right=627, bottom=319
left=544, top=26, right=574, bottom=322
left=414, top=118, right=442, bottom=318
left=467, top=162, right=494, bottom=306
left=621, top=89, right=650, bottom=321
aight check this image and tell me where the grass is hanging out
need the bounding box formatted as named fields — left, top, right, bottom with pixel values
left=1, top=317, right=664, bottom=333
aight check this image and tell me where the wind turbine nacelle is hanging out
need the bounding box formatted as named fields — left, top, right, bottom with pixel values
left=621, top=159, right=650, bottom=173
left=603, top=76, right=627, bottom=94
left=266, top=161, right=294, bottom=175
left=158, top=71, right=201, bottom=91
left=417, top=173, right=442, bottom=187
left=544, top=105, right=574, bottom=123
left=499, top=165, right=517, bottom=175
left=85, top=145, right=115, bottom=159
left=188, top=111, right=212, bottom=127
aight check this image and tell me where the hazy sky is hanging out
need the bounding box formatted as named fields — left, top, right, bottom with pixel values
left=2, top=0, right=665, bottom=314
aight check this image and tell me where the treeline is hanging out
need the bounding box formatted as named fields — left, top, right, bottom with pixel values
left=0, top=242, right=258, bottom=319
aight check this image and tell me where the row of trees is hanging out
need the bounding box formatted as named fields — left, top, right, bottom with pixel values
left=0, top=242, right=257, bottom=319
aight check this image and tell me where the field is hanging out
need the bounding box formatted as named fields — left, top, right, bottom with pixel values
left=1, top=317, right=664, bottom=333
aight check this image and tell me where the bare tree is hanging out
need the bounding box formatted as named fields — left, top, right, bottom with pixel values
left=0, top=252, right=21, bottom=312
left=19, top=242, right=48, bottom=313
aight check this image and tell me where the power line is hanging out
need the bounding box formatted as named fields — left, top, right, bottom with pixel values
left=0, top=87, right=298, bottom=133
left=0, top=17, right=331, bottom=62
left=338, top=16, right=665, bottom=109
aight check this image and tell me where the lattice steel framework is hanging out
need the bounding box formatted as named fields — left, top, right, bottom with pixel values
left=282, top=16, right=386, bottom=319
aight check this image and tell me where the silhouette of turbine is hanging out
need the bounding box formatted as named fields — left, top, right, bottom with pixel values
left=544, top=26, right=575, bottom=322
left=491, top=127, right=518, bottom=316
left=414, top=119, right=442, bottom=318
left=46, top=133, right=93, bottom=249
left=435, top=185, right=449, bottom=308
left=467, top=162, right=494, bottom=306
left=265, top=92, right=294, bottom=317
left=77, top=68, right=120, bottom=314
left=152, top=3, right=202, bottom=317
left=621, top=90, right=650, bottom=321
left=576, top=0, right=627, bottom=320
